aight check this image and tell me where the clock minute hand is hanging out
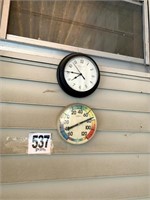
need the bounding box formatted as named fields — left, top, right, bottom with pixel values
left=73, top=63, right=85, bottom=80
left=66, top=71, right=80, bottom=75
left=66, top=117, right=94, bottom=131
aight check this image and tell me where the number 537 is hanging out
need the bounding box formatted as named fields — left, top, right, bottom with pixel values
left=32, top=135, right=50, bottom=148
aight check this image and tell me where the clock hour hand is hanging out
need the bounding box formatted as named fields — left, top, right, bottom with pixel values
left=65, top=117, right=94, bottom=131
left=71, top=73, right=82, bottom=81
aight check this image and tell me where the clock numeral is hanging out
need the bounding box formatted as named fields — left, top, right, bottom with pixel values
left=92, top=75, right=95, bottom=78
left=90, top=81, right=93, bottom=84
left=80, top=59, right=84, bottom=64
left=90, top=68, right=94, bottom=71
left=69, top=64, right=72, bottom=68
left=73, top=60, right=77, bottom=64
left=85, top=84, right=87, bottom=88
left=79, top=85, right=81, bottom=90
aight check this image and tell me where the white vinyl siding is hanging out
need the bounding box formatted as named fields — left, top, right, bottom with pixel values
left=0, top=53, right=150, bottom=199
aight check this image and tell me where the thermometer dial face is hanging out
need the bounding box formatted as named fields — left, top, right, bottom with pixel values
left=57, top=104, right=97, bottom=145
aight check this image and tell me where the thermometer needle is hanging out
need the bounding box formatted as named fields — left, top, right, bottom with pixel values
left=66, top=117, right=94, bottom=131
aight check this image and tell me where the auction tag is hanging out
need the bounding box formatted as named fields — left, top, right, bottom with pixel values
left=28, top=133, right=52, bottom=154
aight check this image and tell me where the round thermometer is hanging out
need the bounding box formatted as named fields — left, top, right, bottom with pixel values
left=57, top=104, right=97, bottom=144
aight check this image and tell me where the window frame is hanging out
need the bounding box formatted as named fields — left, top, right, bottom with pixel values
left=0, top=0, right=149, bottom=66
left=0, top=0, right=10, bottom=39
left=143, top=0, right=150, bottom=65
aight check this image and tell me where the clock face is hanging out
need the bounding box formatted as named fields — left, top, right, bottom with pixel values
left=64, top=56, right=98, bottom=92
left=57, top=104, right=97, bottom=145
left=57, top=53, right=100, bottom=97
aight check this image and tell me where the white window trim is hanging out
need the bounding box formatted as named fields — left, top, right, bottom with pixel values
left=123, top=0, right=142, bottom=5
left=0, top=0, right=10, bottom=39
left=148, top=0, right=150, bottom=38
left=0, top=0, right=3, bottom=23
left=0, top=0, right=149, bottom=66
left=143, top=0, right=150, bottom=65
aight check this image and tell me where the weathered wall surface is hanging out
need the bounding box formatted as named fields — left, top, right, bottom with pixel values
left=0, top=55, right=150, bottom=199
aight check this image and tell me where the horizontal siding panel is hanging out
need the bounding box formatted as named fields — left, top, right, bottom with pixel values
left=1, top=129, right=150, bottom=155
left=0, top=61, right=57, bottom=83
left=1, top=103, right=150, bottom=132
left=1, top=154, right=150, bottom=183
left=1, top=59, right=150, bottom=200
left=0, top=61, right=150, bottom=94
left=101, top=74, right=150, bottom=94
left=1, top=78, right=150, bottom=112
left=1, top=176, right=150, bottom=199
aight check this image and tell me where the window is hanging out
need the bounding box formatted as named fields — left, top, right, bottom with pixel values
left=7, top=0, right=143, bottom=58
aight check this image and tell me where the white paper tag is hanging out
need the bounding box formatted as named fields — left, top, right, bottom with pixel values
left=28, top=133, right=52, bottom=154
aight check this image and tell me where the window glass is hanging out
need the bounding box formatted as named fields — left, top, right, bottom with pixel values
left=7, top=0, right=143, bottom=58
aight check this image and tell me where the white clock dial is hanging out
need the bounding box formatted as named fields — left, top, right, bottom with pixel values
left=64, top=56, right=98, bottom=92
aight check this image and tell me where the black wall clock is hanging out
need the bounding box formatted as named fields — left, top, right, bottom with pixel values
left=57, top=53, right=100, bottom=97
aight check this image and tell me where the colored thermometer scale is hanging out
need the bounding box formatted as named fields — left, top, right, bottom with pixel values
left=57, top=104, right=97, bottom=144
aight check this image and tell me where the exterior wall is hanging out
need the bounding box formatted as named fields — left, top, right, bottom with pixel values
left=0, top=49, right=150, bottom=199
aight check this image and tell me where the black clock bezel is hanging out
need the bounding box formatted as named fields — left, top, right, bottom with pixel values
left=57, top=53, right=100, bottom=98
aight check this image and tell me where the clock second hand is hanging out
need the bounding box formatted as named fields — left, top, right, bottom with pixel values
left=65, top=117, right=94, bottom=131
